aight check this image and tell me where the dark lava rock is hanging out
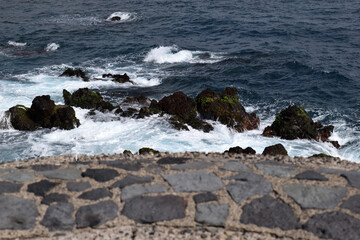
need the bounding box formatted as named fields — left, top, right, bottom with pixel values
left=122, top=195, right=187, bottom=223
left=41, top=193, right=69, bottom=205
left=78, top=188, right=113, bottom=201
left=304, top=211, right=360, bottom=240
left=294, top=170, right=328, bottom=181
left=262, top=143, right=288, bottom=156
left=82, top=168, right=119, bottom=182
left=102, top=73, right=133, bottom=84
left=0, top=195, right=38, bottom=230
left=76, top=201, right=118, bottom=228
left=27, top=180, right=59, bottom=196
left=196, top=87, right=259, bottom=132
left=157, top=157, right=190, bottom=165
left=193, top=192, right=218, bottom=204
left=110, top=174, right=153, bottom=189
left=224, top=146, right=256, bottom=155
left=100, top=159, right=142, bottom=171
left=0, top=181, right=22, bottom=194
left=241, top=195, right=300, bottom=230
left=263, top=105, right=334, bottom=142
left=341, top=195, right=360, bottom=214
left=60, top=68, right=89, bottom=81
left=139, top=147, right=159, bottom=155
left=67, top=181, right=91, bottom=192
left=41, top=202, right=75, bottom=231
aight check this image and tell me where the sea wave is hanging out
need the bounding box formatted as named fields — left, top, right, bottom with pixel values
left=7, top=41, right=27, bottom=47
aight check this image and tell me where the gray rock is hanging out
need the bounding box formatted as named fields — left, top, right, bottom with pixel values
left=255, top=162, right=297, bottom=178
left=100, top=159, right=142, bottom=171
left=31, top=164, right=60, bottom=171
left=42, top=193, right=69, bottom=205
left=157, top=157, right=190, bottom=164
left=0, top=181, right=22, bottom=194
left=226, top=180, right=272, bottom=205
left=193, top=192, right=218, bottom=204
left=163, top=171, right=223, bottom=192
left=110, top=174, right=153, bottom=189
left=219, top=161, right=251, bottom=172
left=317, top=167, right=348, bottom=175
left=195, top=204, right=229, bottom=227
left=0, top=168, right=12, bottom=174
left=294, top=170, right=328, bottom=181
left=41, top=202, right=74, bottom=231
left=341, top=171, right=360, bottom=189
left=171, top=161, right=213, bottom=170
left=78, top=188, right=113, bottom=201
left=67, top=181, right=91, bottom=192
left=304, top=211, right=360, bottom=240
left=27, top=180, right=59, bottom=196
left=341, top=195, right=360, bottom=214
left=1, top=171, right=35, bottom=182
left=122, top=195, right=187, bottom=223
left=41, top=168, right=82, bottom=180
left=222, top=171, right=265, bottom=182
left=241, top=195, right=300, bottom=230
left=76, top=200, right=118, bottom=228
left=121, top=184, right=168, bottom=201
left=82, top=168, right=119, bottom=182
left=283, top=183, right=346, bottom=209
left=145, top=164, right=166, bottom=174
left=0, top=195, right=38, bottom=230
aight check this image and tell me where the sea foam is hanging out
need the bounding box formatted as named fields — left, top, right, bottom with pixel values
left=45, top=43, right=60, bottom=52
left=7, top=41, right=27, bottom=47
left=106, top=12, right=136, bottom=22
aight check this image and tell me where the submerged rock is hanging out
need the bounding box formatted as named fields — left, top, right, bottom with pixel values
left=110, top=16, right=121, bottom=21
left=60, top=68, right=89, bottom=81
left=224, top=146, right=256, bottom=155
left=102, top=73, right=133, bottom=84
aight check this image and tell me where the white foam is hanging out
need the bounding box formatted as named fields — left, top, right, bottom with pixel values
left=7, top=41, right=27, bottom=47
left=0, top=111, right=12, bottom=129
left=50, top=15, right=102, bottom=26
left=106, top=12, right=135, bottom=22
left=45, top=43, right=60, bottom=52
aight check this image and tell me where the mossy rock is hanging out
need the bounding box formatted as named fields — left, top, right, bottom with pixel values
left=311, top=153, right=333, bottom=158
left=123, top=150, right=132, bottom=155
left=139, top=147, right=160, bottom=155
left=63, top=88, right=114, bottom=111
left=8, top=105, right=39, bottom=131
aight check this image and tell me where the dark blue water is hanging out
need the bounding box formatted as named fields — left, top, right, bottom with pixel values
left=1, top=0, right=359, bottom=161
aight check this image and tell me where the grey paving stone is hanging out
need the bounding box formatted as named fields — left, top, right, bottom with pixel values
left=41, top=168, right=82, bottom=180
left=163, top=171, right=224, bottom=192
left=1, top=171, right=35, bottom=182
left=255, top=162, right=297, bottom=178
left=157, top=157, right=190, bottom=165
left=78, top=188, right=113, bottom=201
left=75, top=200, right=118, bottom=228
left=82, top=168, right=119, bottom=182
left=41, top=202, right=74, bottom=231
left=283, top=183, right=346, bottom=209
left=0, top=181, right=22, bottom=194
left=67, top=181, right=91, bottom=192
left=341, top=171, right=360, bottom=189
left=31, top=164, right=60, bottom=171
left=110, top=174, right=153, bottom=189
left=222, top=171, right=265, bottom=182
left=219, top=161, right=251, bottom=172
left=294, top=170, right=328, bottom=181
left=317, top=167, right=348, bottom=175
left=241, top=195, right=300, bottom=230
left=41, top=193, right=69, bottom=205
left=195, top=204, right=229, bottom=227
left=171, top=161, right=214, bottom=171
left=341, top=195, right=360, bottom=214
left=27, top=180, right=59, bottom=196
left=145, top=164, right=166, bottom=174
left=121, top=184, right=168, bottom=201
left=122, top=195, right=187, bottom=223
left=0, top=195, right=38, bottom=230
left=0, top=168, right=12, bottom=174
left=304, top=211, right=360, bottom=240
left=193, top=192, right=218, bottom=204
left=100, top=159, right=142, bottom=171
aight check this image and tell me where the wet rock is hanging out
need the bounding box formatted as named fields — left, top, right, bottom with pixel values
left=67, top=181, right=91, bottom=192
left=139, top=147, right=160, bottom=155
left=122, top=195, right=187, bottom=223
left=341, top=170, right=360, bottom=189
left=341, top=195, right=360, bottom=214
left=193, top=192, right=218, bottom=204
left=110, top=174, right=153, bottom=189
left=219, top=161, right=251, bottom=172
left=41, top=193, right=69, bottom=205
left=110, top=16, right=121, bottom=21
left=7, top=105, right=39, bottom=130
left=171, top=161, right=213, bottom=170
left=78, top=188, right=113, bottom=201
left=121, top=184, right=168, bottom=201
left=255, top=161, right=297, bottom=178
left=0, top=181, right=22, bottom=194
left=41, top=203, right=75, bottom=231
left=76, top=201, right=118, bottom=228
left=195, top=204, right=229, bottom=227
left=41, top=167, right=82, bottom=180
left=262, top=143, right=288, bottom=156
left=82, top=168, right=119, bottom=182
left=224, top=146, right=256, bottom=155
left=1, top=170, right=35, bottom=182
left=122, top=94, right=151, bottom=106
left=60, top=68, right=89, bottom=81
left=241, top=195, right=300, bottom=230
left=196, top=87, right=259, bottom=132
left=27, top=180, right=59, bottom=196
left=294, top=170, right=328, bottom=181
left=102, top=73, right=133, bottom=84
left=100, top=159, right=142, bottom=171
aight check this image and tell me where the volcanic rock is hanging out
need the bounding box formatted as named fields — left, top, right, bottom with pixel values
left=102, top=73, right=133, bottom=84
left=60, top=68, right=89, bottom=81
left=262, top=144, right=288, bottom=156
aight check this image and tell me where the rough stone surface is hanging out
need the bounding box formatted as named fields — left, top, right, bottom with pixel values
left=100, top=160, right=142, bottom=171
left=41, top=168, right=82, bottom=180
left=226, top=180, right=272, bottom=205
left=121, top=184, right=168, bottom=201
left=163, top=171, right=224, bottom=192
left=195, top=204, right=229, bottom=227
left=27, top=180, right=59, bottom=196
left=341, top=171, right=360, bottom=189
left=0, top=181, right=22, bottom=194
left=293, top=170, right=328, bottom=181
left=241, top=195, right=300, bottom=230
left=110, top=174, right=153, bottom=189
left=122, top=195, right=187, bottom=223
left=0, top=195, right=38, bottom=230
left=171, top=161, right=213, bottom=170
left=41, top=203, right=75, bottom=231
left=223, top=171, right=265, bottom=182
left=193, top=192, right=218, bottom=204
left=283, top=183, right=346, bottom=209
left=67, top=182, right=91, bottom=192
left=78, top=188, right=113, bottom=201
left=219, top=161, right=251, bottom=172
left=31, top=164, right=60, bottom=171
left=75, top=201, right=118, bottom=228
left=317, top=167, right=347, bottom=175
left=341, top=195, right=360, bottom=214
left=1, top=171, right=35, bottom=182
left=82, top=169, right=119, bottom=182
left=255, top=162, right=297, bottom=178
left=41, top=193, right=69, bottom=205
left=304, top=211, right=360, bottom=240
left=157, top=157, right=190, bottom=164
left=145, top=164, right=166, bottom=174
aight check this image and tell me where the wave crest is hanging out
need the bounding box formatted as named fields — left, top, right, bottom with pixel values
left=45, top=43, right=60, bottom=52
left=7, top=41, right=27, bottom=47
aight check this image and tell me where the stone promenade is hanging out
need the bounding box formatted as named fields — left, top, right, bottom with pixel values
left=0, top=152, right=360, bottom=240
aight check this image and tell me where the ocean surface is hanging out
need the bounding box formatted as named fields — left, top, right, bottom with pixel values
left=0, top=0, right=359, bottom=162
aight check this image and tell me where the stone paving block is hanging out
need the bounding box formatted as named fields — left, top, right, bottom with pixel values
left=76, top=200, right=118, bottom=228
left=41, top=202, right=74, bottom=231
left=195, top=203, right=229, bottom=227
left=41, top=193, right=69, bottom=205
left=293, top=170, right=328, bottom=181
left=78, top=188, right=113, bottom=201
left=121, top=184, right=168, bottom=201
left=304, top=211, right=360, bottom=240
left=0, top=181, right=22, bottom=194
left=82, top=168, right=119, bottom=182
left=145, top=164, right=166, bottom=174
left=255, top=162, right=297, bottom=178
left=27, top=180, right=59, bottom=196
left=241, top=195, right=300, bottom=230
left=171, top=161, right=213, bottom=170
left=222, top=171, right=265, bottom=182
left=283, top=183, right=346, bottom=209
left=100, top=160, right=142, bottom=171
left=193, top=192, right=218, bottom=204
left=219, top=161, right=251, bottom=172
left=0, top=168, right=12, bottom=174
left=341, top=170, right=360, bottom=189
left=1, top=170, right=35, bottom=182
left=317, top=167, right=348, bottom=175
left=157, top=157, right=190, bottom=165
left=0, top=195, right=38, bottom=230
left=163, top=171, right=223, bottom=192
left=31, top=164, right=60, bottom=171
left=110, top=174, right=153, bottom=189
left=341, top=194, right=360, bottom=214
left=67, top=181, right=91, bottom=192
left=122, top=195, right=187, bottom=223
left=41, top=168, right=82, bottom=180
